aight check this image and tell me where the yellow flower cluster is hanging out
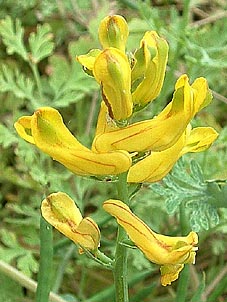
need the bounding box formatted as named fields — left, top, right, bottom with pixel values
left=14, top=15, right=219, bottom=286
left=15, top=15, right=218, bottom=183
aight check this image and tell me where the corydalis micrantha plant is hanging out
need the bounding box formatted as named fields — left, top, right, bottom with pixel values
left=14, top=14, right=218, bottom=286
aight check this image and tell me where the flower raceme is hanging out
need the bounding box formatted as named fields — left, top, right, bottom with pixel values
left=41, top=192, right=100, bottom=251
left=14, top=15, right=218, bottom=183
left=103, top=199, right=198, bottom=286
left=14, top=107, right=132, bottom=176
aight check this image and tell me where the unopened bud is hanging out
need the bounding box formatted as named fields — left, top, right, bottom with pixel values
left=99, top=15, right=129, bottom=52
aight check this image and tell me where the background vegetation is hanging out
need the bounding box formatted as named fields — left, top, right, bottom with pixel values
left=0, top=0, right=227, bottom=301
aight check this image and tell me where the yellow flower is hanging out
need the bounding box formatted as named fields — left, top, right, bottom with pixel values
left=127, top=125, right=218, bottom=183
left=93, top=47, right=133, bottom=120
left=132, top=31, right=169, bottom=106
left=92, top=74, right=213, bottom=153
left=14, top=107, right=132, bottom=176
left=103, top=199, right=198, bottom=286
left=98, top=15, right=129, bottom=52
left=42, top=192, right=100, bottom=251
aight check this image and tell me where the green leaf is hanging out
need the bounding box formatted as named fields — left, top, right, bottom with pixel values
left=0, top=16, right=28, bottom=61
left=151, top=159, right=223, bottom=231
left=28, top=23, right=54, bottom=63
left=0, top=64, right=35, bottom=102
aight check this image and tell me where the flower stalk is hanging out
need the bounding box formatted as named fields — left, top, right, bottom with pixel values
left=36, top=216, right=53, bottom=302
left=114, top=172, right=129, bottom=302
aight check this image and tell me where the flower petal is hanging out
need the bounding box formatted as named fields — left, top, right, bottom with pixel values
left=128, top=126, right=218, bottom=183
left=14, top=116, right=35, bottom=144
left=181, top=127, right=219, bottom=155
left=76, top=49, right=101, bottom=74
left=127, top=133, right=185, bottom=183
left=160, top=264, right=184, bottom=286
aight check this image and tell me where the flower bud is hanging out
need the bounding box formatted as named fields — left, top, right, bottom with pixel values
left=93, top=47, right=132, bottom=120
left=98, top=15, right=129, bottom=52
left=42, top=192, right=100, bottom=251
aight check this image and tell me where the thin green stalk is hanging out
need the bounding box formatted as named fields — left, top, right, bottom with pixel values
left=179, top=202, right=189, bottom=236
left=29, top=62, right=44, bottom=100
left=114, top=172, right=129, bottom=302
left=182, top=0, right=191, bottom=30
left=175, top=265, right=190, bottom=302
left=36, top=216, right=53, bottom=302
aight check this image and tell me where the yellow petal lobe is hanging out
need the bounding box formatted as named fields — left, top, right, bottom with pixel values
left=160, top=264, right=184, bottom=286
left=14, top=116, right=35, bottom=144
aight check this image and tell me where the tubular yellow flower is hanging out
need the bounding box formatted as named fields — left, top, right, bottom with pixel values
left=14, top=107, right=132, bottom=176
left=93, top=75, right=212, bottom=153
left=98, top=15, right=129, bottom=52
left=127, top=126, right=218, bottom=183
left=103, top=199, right=198, bottom=286
left=41, top=192, right=100, bottom=251
left=132, top=31, right=169, bottom=106
left=93, top=47, right=133, bottom=120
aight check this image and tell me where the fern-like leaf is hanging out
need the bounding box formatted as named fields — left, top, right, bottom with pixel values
left=0, top=16, right=28, bottom=61
left=0, top=64, right=35, bottom=102
left=28, top=23, right=54, bottom=63
left=151, top=159, right=227, bottom=231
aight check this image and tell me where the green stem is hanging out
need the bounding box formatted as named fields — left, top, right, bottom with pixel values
left=114, top=172, right=129, bottom=302
left=36, top=216, right=53, bottom=302
left=29, top=62, right=44, bottom=100
left=179, top=203, right=189, bottom=236
left=175, top=265, right=190, bottom=302
left=182, top=0, right=191, bottom=30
